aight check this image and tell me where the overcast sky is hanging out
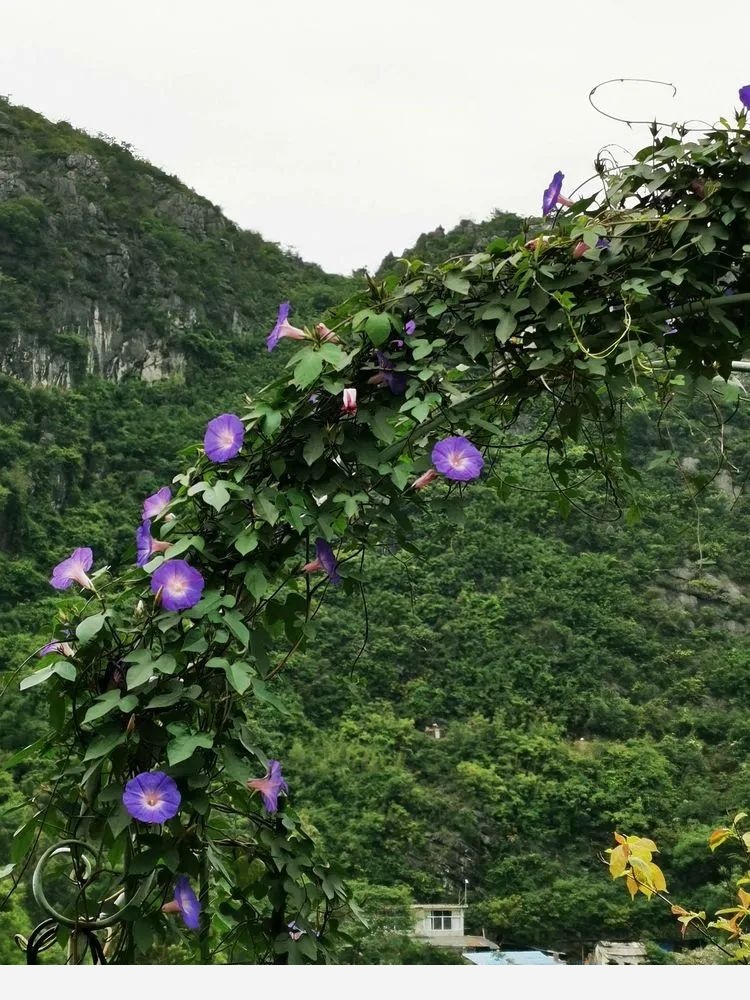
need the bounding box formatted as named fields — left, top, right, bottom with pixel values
left=2, top=1, right=748, bottom=274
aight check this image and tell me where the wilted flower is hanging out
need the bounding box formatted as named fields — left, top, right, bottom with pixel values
left=142, top=486, right=171, bottom=521
left=122, top=771, right=181, bottom=823
left=432, top=436, right=484, bottom=481
left=204, top=413, right=245, bottom=463
left=38, top=640, right=74, bottom=658
left=572, top=237, right=609, bottom=259
left=50, top=548, right=94, bottom=591
left=739, top=85, right=750, bottom=110
left=151, top=559, right=205, bottom=612
left=302, top=538, right=342, bottom=585
left=405, top=320, right=416, bottom=336
left=341, top=388, right=357, bottom=414
left=542, top=171, right=574, bottom=216
left=247, top=759, right=288, bottom=814
left=369, top=351, right=407, bottom=395
left=315, top=322, right=340, bottom=343
left=162, top=876, right=201, bottom=931
left=267, top=302, right=306, bottom=351
left=136, top=520, right=172, bottom=568
left=410, top=468, right=439, bottom=491
left=525, top=235, right=552, bottom=251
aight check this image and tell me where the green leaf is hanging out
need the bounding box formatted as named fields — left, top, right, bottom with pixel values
left=127, top=662, right=155, bottom=690
left=164, top=534, right=204, bottom=558
left=153, top=654, right=177, bottom=675
left=52, top=661, right=76, bottom=682
left=251, top=678, right=290, bottom=716
left=244, top=565, right=268, bottom=601
left=146, top=689, right=184, bottom=709
left=225, top=661, right=255, bottom=695
left=203, top=482, right=231, bottom=512
left=84, top=729, right=127, bottom=761
left=76, top=612, right=109, bottom=645
left=108, top=805, right=132, bottom=838
left=364, top=312, right=392, bottom=347
left=223, top=609, right=250, bottom=648
left=495, top=311, right=516, bottom=344
left=234, top=528, right=259, bottom=556
left=166, top=732, right=214, bottom=766
left=83, top=690, right=122, bottom=724
left=443, top=273, right=470, bottom=295
left=221, top=746, right=252, bottom=785
left=303, top=431, right=326, bottom=466
left=20, top=665, right=55, bottom=690
left=293, top=349, right=324, bottom=388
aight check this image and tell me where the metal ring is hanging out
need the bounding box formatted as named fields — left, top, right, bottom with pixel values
left=32, top=840, right=153, bottom=930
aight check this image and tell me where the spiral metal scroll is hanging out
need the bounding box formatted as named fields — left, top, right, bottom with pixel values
left=16, top=840, right=153, bottom=964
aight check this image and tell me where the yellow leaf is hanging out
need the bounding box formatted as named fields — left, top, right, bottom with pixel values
left=614, top=831, right=627, bottom=845
left=733, top=812, right=748, bottom=826
left=709, top=828, right=731, bottom=851
left=671, top=905, right=688, bottom=916
left=609, top=844, right=629, bottom=878
left=626, top=874, right=638, bottom=900
left=649, top=863, right=667, bottom=892
left=630, top=836, right=658, bottom=853
left=738, top=888, right=750, bottom=910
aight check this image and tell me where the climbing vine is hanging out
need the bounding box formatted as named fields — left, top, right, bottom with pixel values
left=5, top=88, right=750, bottom=964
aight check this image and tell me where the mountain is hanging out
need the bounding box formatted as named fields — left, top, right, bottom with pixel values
left=0, top=97, right=351, bottom=387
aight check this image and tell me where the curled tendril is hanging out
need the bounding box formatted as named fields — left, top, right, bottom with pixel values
left=32, top=840, right=153, bottom=930
left=588, top=77, right=678, bottom=129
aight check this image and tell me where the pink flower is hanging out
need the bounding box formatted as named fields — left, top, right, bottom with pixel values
left=410, top=468, right=439, bottom=491
left=341, top=388, right=357, bottom=414
left=247, top=760, right=288, bottom=813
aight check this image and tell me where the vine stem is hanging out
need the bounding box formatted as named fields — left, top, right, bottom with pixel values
left=199, top=838, right=210, bottom=964
left=380, top=294, right=750, bottom=463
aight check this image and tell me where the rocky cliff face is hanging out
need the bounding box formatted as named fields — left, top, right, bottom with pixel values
left=0, top=101, right=349, bottom=386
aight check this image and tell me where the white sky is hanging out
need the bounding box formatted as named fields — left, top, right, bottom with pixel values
left=1, top=0, right=748, bottom=274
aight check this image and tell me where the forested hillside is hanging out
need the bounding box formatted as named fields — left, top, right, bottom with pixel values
left=1, top=99, right=749, bottom=963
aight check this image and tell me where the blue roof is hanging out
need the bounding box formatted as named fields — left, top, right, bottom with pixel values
left=463, top=950, right=562, bottom=966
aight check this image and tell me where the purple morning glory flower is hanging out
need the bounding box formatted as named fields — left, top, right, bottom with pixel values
left=136, top=520, right=171, bottom=568
left=247, top=759, right=288, bottom=814
left=267, top=301, right=307, bottom=351
left=151, top=559, right=205, bottom=612
left=370, top=351, right=407, bottom=395
left=739, top=85, right=750, bottom=110
left=142, top=486, right=171, bottom=521
left=50, top=548, right=94, bottom=591
left=542, top=171, right=574, bottom=216
left=122, top=771, right=181, bottom=824
left=162, top=876, right=201, bottom=931
left=432, top=436, right=484, bottom=482
left=38, top=640, right=74, bottom=657
left=302, top=538, right=342, bottom=585
left=405, top=320, right=416, bottom=336
left=204, top=413, right=245, bottom=463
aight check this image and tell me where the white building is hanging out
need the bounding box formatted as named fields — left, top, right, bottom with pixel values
left=410, top=904, right=498, bottom=952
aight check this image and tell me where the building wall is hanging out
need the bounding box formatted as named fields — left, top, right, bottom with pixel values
left=412, top=905, right=466, bottom=938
